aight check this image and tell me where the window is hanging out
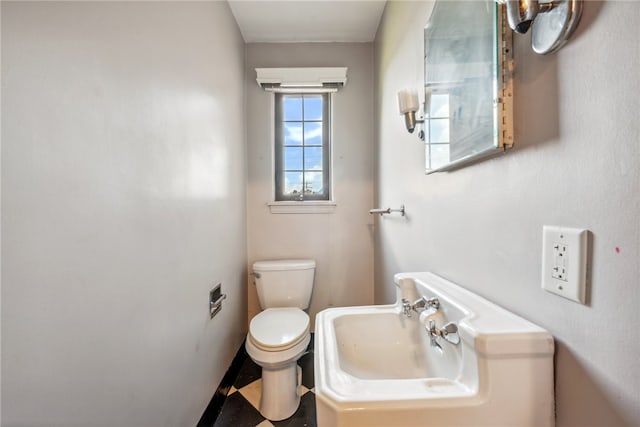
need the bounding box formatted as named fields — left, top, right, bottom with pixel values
left=274, top=93, right=331, bottom=201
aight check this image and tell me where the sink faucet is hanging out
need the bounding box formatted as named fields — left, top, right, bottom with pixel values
left=426, top=320, right=460, bottom=352
left=401, top=298, right=412, bottom=317
left=401, top=296, right=440, bottom=318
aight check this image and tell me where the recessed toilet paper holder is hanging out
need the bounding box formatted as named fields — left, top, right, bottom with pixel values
left=209, top=283, right=227, bottom=319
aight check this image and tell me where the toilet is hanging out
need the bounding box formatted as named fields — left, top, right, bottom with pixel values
left=246, top=259, right=315, bottom=421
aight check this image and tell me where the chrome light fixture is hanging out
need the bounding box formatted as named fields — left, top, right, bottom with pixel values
left=498, top=0, right=583, bottom=54
left=398, top=88, right=430, bottom=141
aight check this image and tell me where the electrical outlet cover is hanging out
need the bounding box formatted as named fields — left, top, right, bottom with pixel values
left=541, top=226, right=588, bottom=304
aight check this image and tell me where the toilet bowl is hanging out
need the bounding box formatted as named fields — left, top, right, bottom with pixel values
left=246, top=308, right=310, bottom=420
left=246, top=259, right=315, bottom=421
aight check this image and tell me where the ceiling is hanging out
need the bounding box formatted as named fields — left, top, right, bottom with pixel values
left=227, top=1, right=387, bottom=43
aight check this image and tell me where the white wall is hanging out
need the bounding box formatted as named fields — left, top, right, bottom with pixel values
left=1, top=2, right=246, bottom=426
left=374, top=1, right=639, bottom=426
left=245, top=43, right=375, bottom=327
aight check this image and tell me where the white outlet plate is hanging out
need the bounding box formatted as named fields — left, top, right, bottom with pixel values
left=541, top=226, right=588, bottom=304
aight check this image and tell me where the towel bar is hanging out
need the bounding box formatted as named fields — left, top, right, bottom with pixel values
left=369, top=205, right=405, bottom=216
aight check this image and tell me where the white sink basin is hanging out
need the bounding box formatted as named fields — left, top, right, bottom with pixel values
left=314, top=272, right=555, bottom=427
left=334, top=311, right=461, bottom=380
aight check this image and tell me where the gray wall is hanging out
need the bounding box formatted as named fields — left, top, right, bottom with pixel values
left=374, top=1, right=639, bottom=426
left=245, top=43, right=375, bottom=328
left=1, top=2, right=247, bottom=426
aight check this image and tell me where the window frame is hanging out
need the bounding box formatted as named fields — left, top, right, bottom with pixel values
left=273, top=92, right=332, bottom=202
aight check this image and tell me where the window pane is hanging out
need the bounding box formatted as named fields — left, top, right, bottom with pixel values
left=284, top=172, right=303, bottom=196
left=304, top=147, right=323, bottom=171
left=304, top=172, right=324, bottom=195
left=304, top=96, right=323, bottom=120
left=429, top=119, right=450, bottom=143
left=284, top=147, right=303, bottom=170
left=284, top=122, right=303, bottom=146
left=304, top=122, right=322, bottom=145
left=284, top=97, right=303, bottom=121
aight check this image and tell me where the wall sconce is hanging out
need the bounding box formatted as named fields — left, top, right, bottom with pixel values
left=397, top=88, right=428, bottom=141
left=498, top=0, right=582, bottom=54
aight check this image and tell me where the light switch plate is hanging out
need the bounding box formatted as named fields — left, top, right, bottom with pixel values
left=541, top=226, right=588, bottom=304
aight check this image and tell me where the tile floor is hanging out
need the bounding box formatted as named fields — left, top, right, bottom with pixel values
left=212, top=335, right=317, bottom=427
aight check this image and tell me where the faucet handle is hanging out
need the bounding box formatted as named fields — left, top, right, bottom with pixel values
left=401, top=298, right=412, bottom=318
left=403, top=296, right=441, bottom=318
left=425, top=297, right=440, bottom=310
left=426, top=320, right=460, bottom=347
left=412, top=296, right=440, bottom=312
left=439, top=322, right=460, bottom=345
left=412, top=296, right=427, bottom=307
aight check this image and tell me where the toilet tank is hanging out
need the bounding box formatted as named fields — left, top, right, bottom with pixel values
left=252, top=259, right=315, bottom=309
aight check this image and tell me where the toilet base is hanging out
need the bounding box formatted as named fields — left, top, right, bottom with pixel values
left=259, top=364, right=302, bottom=421
left=245, top=329, right=310, bottom=421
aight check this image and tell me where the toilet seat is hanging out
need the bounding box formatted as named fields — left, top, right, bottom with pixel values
left=249, top=308, right=310, bottom=352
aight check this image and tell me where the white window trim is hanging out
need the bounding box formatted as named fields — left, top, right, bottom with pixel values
left=267, top=200, right=337, bottom=214
left=268, top=92, right=336, bottom=214
left=256, top=67, right=347, bottom=90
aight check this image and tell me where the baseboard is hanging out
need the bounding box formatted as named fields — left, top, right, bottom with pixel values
left=196, top=340, right=248, bottom=427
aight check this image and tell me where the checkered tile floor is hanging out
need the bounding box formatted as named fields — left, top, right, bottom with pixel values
left=213, top=336, right=316, bottom=427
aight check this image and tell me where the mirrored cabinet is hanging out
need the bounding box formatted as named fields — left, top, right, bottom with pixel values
left=423, top=0, right=513, bottom=173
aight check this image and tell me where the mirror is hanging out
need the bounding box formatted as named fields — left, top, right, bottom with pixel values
left=424, top=0, right=513, bottom=173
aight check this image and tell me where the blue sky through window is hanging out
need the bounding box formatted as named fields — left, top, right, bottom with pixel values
left=284, top=147, right=303, bottom=170
left=304, top=96, right=322, bottom=120
left=284, top=97, right=302, bottom=121
left=304, top=147, right=322, bottom=170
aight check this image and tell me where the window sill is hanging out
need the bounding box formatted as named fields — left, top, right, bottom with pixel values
left=267, top=201, right=336, bottom=214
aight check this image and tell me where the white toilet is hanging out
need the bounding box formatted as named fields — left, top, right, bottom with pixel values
left=246, top=259, right=315, bottom=421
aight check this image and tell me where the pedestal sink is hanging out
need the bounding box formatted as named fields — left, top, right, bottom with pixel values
left=314, top=272, right=555, bottom=427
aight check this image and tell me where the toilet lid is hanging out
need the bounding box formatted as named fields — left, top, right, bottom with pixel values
left=249, top=308, right=309, bottom=351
